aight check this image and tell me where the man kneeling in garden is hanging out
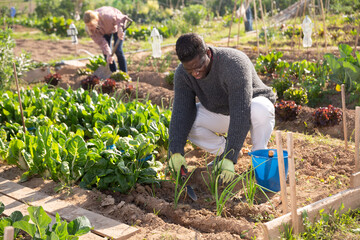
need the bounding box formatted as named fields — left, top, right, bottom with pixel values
left=168, top=33, right=276, bottom=183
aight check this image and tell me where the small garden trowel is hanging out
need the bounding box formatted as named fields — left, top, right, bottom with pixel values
left=180, top=166, right=198, bottom=201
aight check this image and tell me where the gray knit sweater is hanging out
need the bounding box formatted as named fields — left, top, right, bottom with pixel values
left=169, top=47, right=276, bottom=163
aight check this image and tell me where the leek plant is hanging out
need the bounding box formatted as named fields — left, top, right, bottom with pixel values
left=242, top=166, right=258, bottom=206
left=214, top=173, right=244, bottom=216
left=170, top=166, right=194, bottom=209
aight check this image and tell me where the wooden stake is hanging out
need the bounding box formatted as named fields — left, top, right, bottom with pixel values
left=355, top=107, right=360, bottom=172
left=276, top=130, right=289, bottom=214
left=354, top=20, right=360, bottom=56
left=4, top=226, right=14, bottom=240
left=228, top=0, right=238, bottom=47
left=237, top=0, right=244, bottom=47
left=253, top=0, right=260, bottom=56
left=341, top=84, right=348, bottom=150
left=292, top=4, right=300, bottom=49
left=259, top=0, right=268, bottom=53
left=319, top=0, right=327, bottom=49
left=310, top=0, right=321, bottom=60
left=287, top=132, right=299, bottom=234
left=13, top=62, right=26, bottom=134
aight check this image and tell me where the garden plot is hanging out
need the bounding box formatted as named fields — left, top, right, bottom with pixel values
left=5, top=31, right=359, bottom=238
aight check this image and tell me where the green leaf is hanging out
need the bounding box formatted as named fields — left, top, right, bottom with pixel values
left=343, top=61, right=360, bottom=82
left=67, top=216, right=92, bottom=236
left=13, top=220, right=37, bottom=238
left=46, top=231, right=60, bottom=240
left=52, top=220, right=68, bottom=240
left=339, top=44, right=353, bottom=59
left=10, top=210, right=24, bottom=223
left=356, top=52, right=360, bottom=66
left=7, top=139, right=25, bottom=165
left=60, top=161, right=70, bottom=175
left=0, top=218, right=12, bottom=235
left=66, top=135, right=87, bottom=165
left=0, top=202, right=4, bottom=215
left=27, top=206, right=52, bottom=238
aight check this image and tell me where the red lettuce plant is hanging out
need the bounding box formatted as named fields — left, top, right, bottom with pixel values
left=101, top=78, right=116, bottom=94
left=44, top=73, right=61, bottom=86
left=313, top=105, right=342, bottom=126
left=81, top=75, right=100, bottom=90
left=275, top=100, right=301, bottom=121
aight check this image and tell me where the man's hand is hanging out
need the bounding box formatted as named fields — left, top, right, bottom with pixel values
left=214, top=158, right=235, bottom=184
left=118, top=27, right=124, bottom=40
left=106, top=55, right=114, bottom=64
left=169, top=153, right=187, bottom=173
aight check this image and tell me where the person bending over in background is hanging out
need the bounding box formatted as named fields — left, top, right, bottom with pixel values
left=168, top=33, right=276, bottom=184
left=84, top=6, right=129, bottom=72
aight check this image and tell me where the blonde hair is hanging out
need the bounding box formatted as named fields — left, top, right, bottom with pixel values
left=83, top=10, right=99, bottom=24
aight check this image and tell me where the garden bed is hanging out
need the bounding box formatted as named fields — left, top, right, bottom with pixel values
left=7, top=30, right=359, bottom=239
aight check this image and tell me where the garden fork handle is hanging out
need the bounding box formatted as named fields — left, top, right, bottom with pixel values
left=111, top=18, right=133, bottom=57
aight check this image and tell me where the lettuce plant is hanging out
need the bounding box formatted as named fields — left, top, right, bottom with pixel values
left=275, top=100, right=301, bottom=121
left=313, top=105, right=343, bottom=126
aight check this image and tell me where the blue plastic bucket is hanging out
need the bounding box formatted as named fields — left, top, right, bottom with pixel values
left=248, top=149, right=288, bottom=192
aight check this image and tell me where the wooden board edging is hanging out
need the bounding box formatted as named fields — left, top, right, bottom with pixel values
left=350, top=172, right=360, bottom=188
left=262, top=186, right=360, bottom=240
left=0, top=177, right=139, bottom=240
left=0, top=194, right=105, bottom=240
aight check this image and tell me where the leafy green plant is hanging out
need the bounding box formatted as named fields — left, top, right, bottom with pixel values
left=77, top=68, right=93, bottom=76
left=0, top=86, right=170, bottom=193
left=86, top=55, right=107, bottom=72
left=0, top=28, right=33, bottom=89
left=283, top=87, right=308, bottom=105
left=272, top=77, right=293, bottom=100
left=110, top=70, right=131, bottom=82
left=299, top=75, right=325, bottom=107
left=0, top=202, right=28, bottom=239
left=0, top=201, right=91, bottom=240
left=282, top=25, right=302, bottom=39
left=13, top=205, right=91, bottom=240
left=165, top=71, right=174, bottom=86
left=324, top=44, right=360, bottom=103
left=255, top=51, right=284, bottom=75
left=182, top=4, right=207, bottom=26
left=275, top=100, right=301, bottom=121
left=299, top=204, right=356, bottom=239
left=313, top=105, right=342, bottom=127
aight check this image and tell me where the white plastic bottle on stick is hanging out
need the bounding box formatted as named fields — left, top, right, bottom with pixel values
left=302, top=15, right=313, bottom=48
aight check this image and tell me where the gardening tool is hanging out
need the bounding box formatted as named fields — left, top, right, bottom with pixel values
left=94, top=17, right=133, bottom=79
left=180, top=166, right=198, bottom=201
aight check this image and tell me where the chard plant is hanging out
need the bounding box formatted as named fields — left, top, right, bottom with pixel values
left=0, top=86, right=170, bottom=194
left=0, top=202, right=91, bottom=240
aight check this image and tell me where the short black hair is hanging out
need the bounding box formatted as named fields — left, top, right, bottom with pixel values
left=175, top=33, right=207, bottom=62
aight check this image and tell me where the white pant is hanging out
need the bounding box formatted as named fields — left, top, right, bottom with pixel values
left=188, top=96, right=275, bottom=155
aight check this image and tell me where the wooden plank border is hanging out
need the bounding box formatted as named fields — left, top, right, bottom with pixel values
left=0, top=194, right=103, bottom=240
left=262, top=186, right=360, bottom=239
left=0, top=177, right=139, bottom=240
